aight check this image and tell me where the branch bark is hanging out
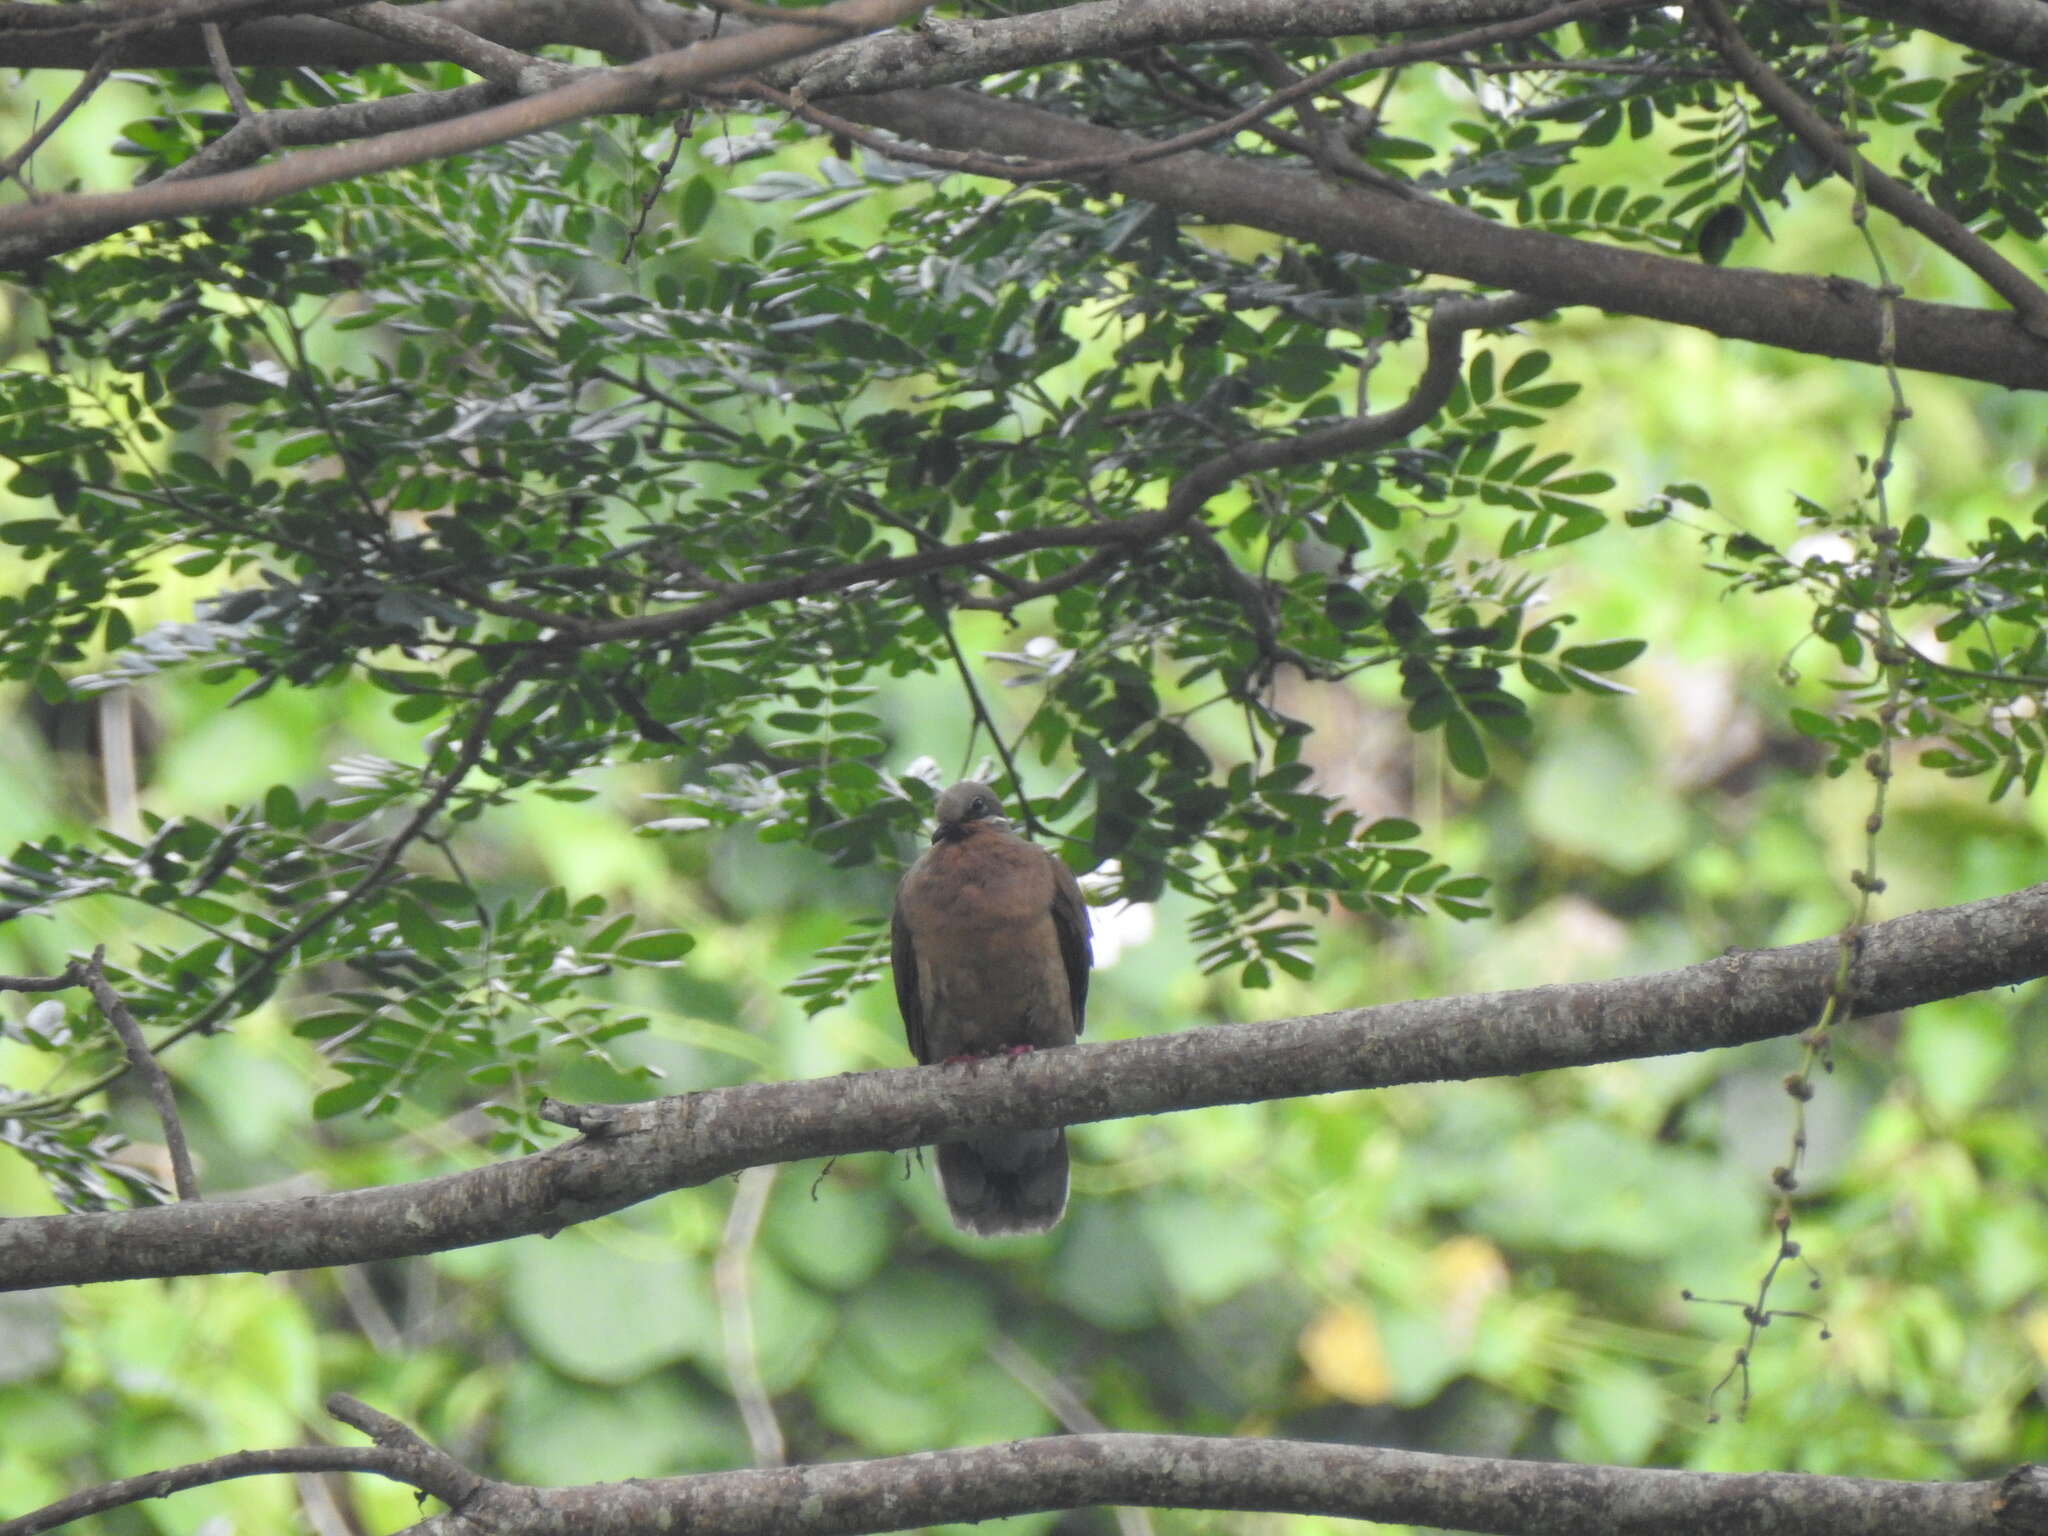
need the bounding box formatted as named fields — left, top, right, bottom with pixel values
left=830, top=87, right=2048, bottom=391
left=2, top=880, right=2041, bottom=1293
left=404, top=1433, right=2027, bottom=1536
left=1695, top=0, right=2048, bottom=340
left=5, top=0, right=2045, bottom=392
left=4, top=0, right=2043, bottom=75
left=0, top=0, right=700, bottom=68
left=13, top=1408, right=2042, bottom=1536
left=82, top=946, right=200, bottom=1202
left=0, top=0, right=930, bottom=267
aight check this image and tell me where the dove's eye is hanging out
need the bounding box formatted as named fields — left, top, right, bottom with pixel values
left=969, top=796, right=990, bottom=817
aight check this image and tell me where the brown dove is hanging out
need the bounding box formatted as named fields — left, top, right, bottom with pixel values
left=891, top=781, right=1092, bottom=1236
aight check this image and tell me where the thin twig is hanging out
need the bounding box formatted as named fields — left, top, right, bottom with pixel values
left=626, top=114, right=692, bottom=258
left=929, top=594, right=1041, bottom=834
left=82, top=945, right=201, bottom=1202
left=1468, top=55, right=1723, bottom=77
left=199, top=20, right=255, bottom=117
left=331, top=1, right=582, bottom=91
left=1693, top=0, right=2048, bottom=340
left=0, top=1446, right=402, bottom=1536
left=953, top=291, right=1553, bottom=615
left=697, top=0, right=864, bottom=27
left=714, top=1165, right=787, bottom=1467
left=0, top=44, right=117, bottom=191
left=848, top=489, right=1027, bottom=593
left=747, top=0, right=1641, bottom=186
left=0, top=964, right=87, bottom=994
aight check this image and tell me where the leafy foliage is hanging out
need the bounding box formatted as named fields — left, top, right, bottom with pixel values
left=1688, top=492, right=2048, bottom=798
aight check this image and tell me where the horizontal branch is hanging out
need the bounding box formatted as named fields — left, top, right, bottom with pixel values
left=4, top=1447, right=400, bottom=1536
left=2, top=881, right=2042, bottom=1293
left=834, top=88, right=2048, bottom=390
left=0, top=0, right=701, bottom=68
left=412, top=1433, right=2025, bottom=1536
left=781, top=0, right=1574, bottom=96
left=0, top=0, right=929, bottom=268
left=2, top=0, right=2041, bottom=76
left=15, top=1405, right=2037, bottom=1536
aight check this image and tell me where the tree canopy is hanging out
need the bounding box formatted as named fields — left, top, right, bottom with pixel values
left=2, top=0, right=2048, bottom=1529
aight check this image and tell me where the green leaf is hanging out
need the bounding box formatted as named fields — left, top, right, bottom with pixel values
left=1442, top=711, right=1489, bottom=778
left=313, top=1077, right=381, bottom=1118
left=616, top=929, right=695, bottom=963
left=1558, top=638, right=1646, bottom=672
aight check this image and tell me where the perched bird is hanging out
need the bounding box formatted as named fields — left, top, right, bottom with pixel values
left=891, top=780, right=1092, bottom=1236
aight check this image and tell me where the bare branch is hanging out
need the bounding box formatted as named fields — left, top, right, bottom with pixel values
left=403, top=1434, right=2024, bottom=1535
left=834, top=87, right=2048, bottom=391
left=1694, top=0, right=2048, bottom=341
left=0, top=0, right=703, bottom=69
left=81, top=946, right=200, bottom=1202
left=323, top=1393, right=485, bottom=1507
left=0, top=0, right=932, bottom=268
left=15, top=1403, right=2035, bottom=1536
left=0, top=1447, right=407, bottom=1536
left=0, top=44, right=117, bottom=189
left=0, top=1392, right=483, bottom=1536
left=0, top=964, right=87, bottom=994
left=2, top=879, right=2042, bottom=1292
left=329, top=0, right=584, bottom=91
left=756, top=0, right=1641, bottom=185
left=0, top=0, right=356, bottom=38
left=198, top=20, right=255, bottom=116
left=2, top=0, right=2041, bottom=81
left=154, top=81, right=508, bottom=185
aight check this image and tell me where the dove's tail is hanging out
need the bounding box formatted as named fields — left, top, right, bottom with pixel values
left=936, top=1129, right=1068, bottom=1236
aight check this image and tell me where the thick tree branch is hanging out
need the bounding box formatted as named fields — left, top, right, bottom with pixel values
left=5, top=0, right=2039, bottom=77
left=748, top=0, right=1635, bottom=185
left=327, top=0, right=583, bottom=92
left=1854, top=0, right=2048, bottom=66
left=778, top=0, right=2048, bottom=93
left=0, top=0, right=701, bottom=68
left=158, top=81, right=510, bottom=184
left=832, top=88, right=2048, bottom=391
left=407, top=1434, right=2032, bottom=1536
left=4, top=0, right=2043, bottom=388
left=0, top=0, right=931, bottom=268
left=14, top=1404, right=2041, bottom=1536
left=1, top=880, right=2041, bottom=1292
